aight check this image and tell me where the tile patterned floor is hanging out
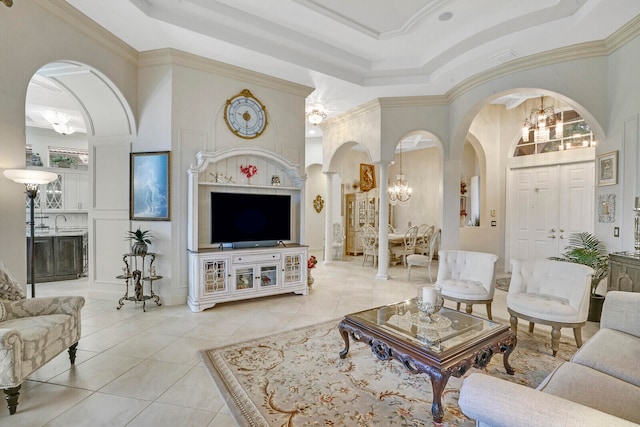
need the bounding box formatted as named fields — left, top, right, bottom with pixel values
left=3, top=255, right=599, bottom=426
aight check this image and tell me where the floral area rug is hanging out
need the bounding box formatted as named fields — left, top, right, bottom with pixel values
left=201, top=319, right=577, bottom=427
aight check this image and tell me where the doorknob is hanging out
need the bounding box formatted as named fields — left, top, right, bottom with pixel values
left=560, top=235, right=565, bottom=239
left=548, top=235, right=556, bottom=239
left=559, top=229, right=565, bottom=232
left=550, top=228, right=556, bottom=232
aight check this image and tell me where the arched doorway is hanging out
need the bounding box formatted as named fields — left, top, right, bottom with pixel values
left=24, top=61, right=136, bottom=291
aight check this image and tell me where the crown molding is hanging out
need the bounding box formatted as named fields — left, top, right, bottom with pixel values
left=605, top=13, right=640, bottom=53
left=447, top=40, right=608, bottom=102
left=139, top=49, right=314, bottom=98
left=378, top=96, right=449, bottom=108
left=38, top=0, right=138, bottom=66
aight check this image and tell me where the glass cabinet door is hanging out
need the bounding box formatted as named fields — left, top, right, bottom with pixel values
left=259, top=265, right=278, bottom=288
left=203, top=259, right=228, bottom=294
left=234, top=266, right=255, bottom=291
left=283, top=254, right=302, bottom=284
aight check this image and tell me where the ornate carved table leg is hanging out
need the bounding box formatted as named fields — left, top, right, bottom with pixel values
left=502, top=333, right=517, bottom=374
left=338, top=320, right=351, bottom=359
left=427, top=370, right=450, bottom=424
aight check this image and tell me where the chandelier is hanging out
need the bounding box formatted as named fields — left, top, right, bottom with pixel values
left=388, top=143, right=412, bottom=205
left=521, top=96, right=562, bottom=143
left=42, top=111, right=76, bottom=135
left=306, top=109, right=327, bottom=126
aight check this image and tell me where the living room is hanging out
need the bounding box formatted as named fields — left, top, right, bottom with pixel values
left=2, top=1, right=640, bottom=425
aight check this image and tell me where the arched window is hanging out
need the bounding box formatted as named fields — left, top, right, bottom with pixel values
left=514, top=110, right=595, bottom=156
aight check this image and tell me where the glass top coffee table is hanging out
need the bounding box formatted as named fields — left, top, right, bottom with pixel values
left=338, top=298, right=516, bottom=423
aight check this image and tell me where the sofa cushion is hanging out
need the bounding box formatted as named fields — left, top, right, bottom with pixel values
left=0, top=261, right=26, bottom=301
left=2, top=314, right=76, bottom=362
left=571, top=328, right=640, bottom=387
left=538, top=362, right=640, bottom=424
left=507, top=293, right=581, bottom=323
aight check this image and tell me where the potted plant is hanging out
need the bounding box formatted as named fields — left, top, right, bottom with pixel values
left=125, top=227, right=153, bottom=255
left=50, top=155, right=77, bottom=168
left=549, top=231, right=609, bottom=321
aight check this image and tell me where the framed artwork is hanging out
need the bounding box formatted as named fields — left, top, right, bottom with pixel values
left=130, top=151, right=171, bottom=221
left=359, top=163, right=376, bottom=192
left=597, top=194, right=615, bottom=223
left=597, top=151, right=617, bottom=186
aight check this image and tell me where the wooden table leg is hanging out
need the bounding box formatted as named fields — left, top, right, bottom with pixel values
left=338, top=321, right=350, bottom=359
left=427, top=369, right=451, bottom=424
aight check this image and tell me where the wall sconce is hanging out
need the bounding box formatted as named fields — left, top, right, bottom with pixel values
left=313, top=195, right=324, bottom=213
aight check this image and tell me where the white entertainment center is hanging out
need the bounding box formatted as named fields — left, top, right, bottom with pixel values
left=186, top=148, right=308, bottom=312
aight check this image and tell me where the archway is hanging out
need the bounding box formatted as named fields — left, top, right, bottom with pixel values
left=453, top=89, right=604, bottom=270
left=25, top=61, right=136, bottom=293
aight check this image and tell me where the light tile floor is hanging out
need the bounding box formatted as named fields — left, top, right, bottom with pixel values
left=2, top=255, right=599, bottom=426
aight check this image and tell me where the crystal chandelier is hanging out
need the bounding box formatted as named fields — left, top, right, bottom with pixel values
left=521, top=96, right=562, bottom=143
left=306, top=109, right=327, bottom=126
left=42, top=111, right=76, bottom=135
left=388, top=143, right=412, bottom=205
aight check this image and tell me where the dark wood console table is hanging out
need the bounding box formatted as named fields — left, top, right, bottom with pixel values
left=338, top=299, right=516, bottom=424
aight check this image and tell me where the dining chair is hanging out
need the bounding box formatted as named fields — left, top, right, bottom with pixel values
left=331, top=222, right=345, bottom=261
left=362, top=224, right=379, bottom=267
left=390, top=225, right=418, bottom=267
left=407, top=228, right=440, bottom=281
left=415, top=224, right=435, bottom=255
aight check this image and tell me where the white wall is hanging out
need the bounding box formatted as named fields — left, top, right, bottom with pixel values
left=389, top=147, right=441, bottom=231
left=305, top=164, right=325, bottom=252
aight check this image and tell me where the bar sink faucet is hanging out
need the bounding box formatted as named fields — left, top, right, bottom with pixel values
left=55, top=214, right=67, bottom=232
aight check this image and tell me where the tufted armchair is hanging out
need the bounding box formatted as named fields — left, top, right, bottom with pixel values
left=507, top=259, right=593, bottom=356
left=435, top=250, right=499, bottom=319
left=0, top=296, right=85, bottom=414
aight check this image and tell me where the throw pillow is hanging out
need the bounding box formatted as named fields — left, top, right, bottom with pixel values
left=0, top=260, right=26, bottom=301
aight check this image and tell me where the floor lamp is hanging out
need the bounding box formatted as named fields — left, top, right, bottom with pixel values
left=3, top=169, right=58, bottom=297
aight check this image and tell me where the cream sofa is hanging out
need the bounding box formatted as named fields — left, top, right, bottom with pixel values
left=459, top=291, right=640, bottom=426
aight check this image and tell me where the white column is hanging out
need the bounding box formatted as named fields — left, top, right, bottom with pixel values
left=376, top=161, right=391, bottom=280
left=323, top=172, right=336, bottom=264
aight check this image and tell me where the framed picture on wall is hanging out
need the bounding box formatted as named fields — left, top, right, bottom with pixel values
left=359, top=163, right=376, bottom=192
left=597, top=151, right=617, bottom=186
left=130, top=151, right=171, bottom=221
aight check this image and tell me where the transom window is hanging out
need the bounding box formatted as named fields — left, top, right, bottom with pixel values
left=514, top=110, right=595, bottom=157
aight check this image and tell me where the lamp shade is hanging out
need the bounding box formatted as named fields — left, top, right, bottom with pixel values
left=3, top=169, right=58, bottom=184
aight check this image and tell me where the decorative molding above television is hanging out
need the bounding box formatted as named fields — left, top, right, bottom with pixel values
left=186, top=147, right=306, bottom=252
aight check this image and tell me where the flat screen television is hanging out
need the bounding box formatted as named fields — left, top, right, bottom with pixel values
left=210, top=192, right=291, bottom=245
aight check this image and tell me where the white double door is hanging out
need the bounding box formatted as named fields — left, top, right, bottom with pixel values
left=508, top=161, right=594, bottom=263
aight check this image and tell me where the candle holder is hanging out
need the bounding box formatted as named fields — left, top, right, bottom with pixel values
left=416, top=285, right=444, bottom=322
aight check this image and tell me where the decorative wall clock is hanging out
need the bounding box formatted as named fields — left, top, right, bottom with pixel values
left=223, top=89, right=268, bottom=139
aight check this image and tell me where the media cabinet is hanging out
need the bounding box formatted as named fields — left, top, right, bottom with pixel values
left=187, top=245, right=307, bottom=312
left=186, top=148, right=308, bottom=312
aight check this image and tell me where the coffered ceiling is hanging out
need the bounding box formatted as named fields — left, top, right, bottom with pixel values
left=29, top=1, right=640, bottom=137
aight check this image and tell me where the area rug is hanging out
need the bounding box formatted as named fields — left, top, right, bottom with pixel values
left=201, top=319, right=577, bottom=427
left=495, top=277, right=511, bottom=292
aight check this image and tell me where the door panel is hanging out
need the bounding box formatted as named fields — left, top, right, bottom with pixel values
left=508, top=162, right=593, bottom=264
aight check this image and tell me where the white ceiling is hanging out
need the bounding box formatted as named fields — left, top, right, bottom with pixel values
left=29, top=0, right=640, bottom=138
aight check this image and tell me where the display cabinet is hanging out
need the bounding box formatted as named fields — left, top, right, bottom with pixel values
left=116, top=252, right=162, bottom=312
left=345, top=189, right=392, bottom=255
left=187, top=245, right=307, bottom=312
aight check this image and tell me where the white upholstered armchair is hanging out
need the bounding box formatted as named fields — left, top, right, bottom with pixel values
left=507, top=258, right=593, bottom=356
left=435, top=250, right=498, bottom=319
left=0, top=296, right=85, bottom=414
